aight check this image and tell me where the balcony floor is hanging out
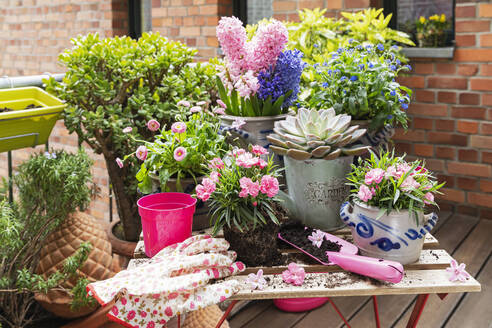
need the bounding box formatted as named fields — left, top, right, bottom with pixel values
left=229, top=212, right=492, bottom=328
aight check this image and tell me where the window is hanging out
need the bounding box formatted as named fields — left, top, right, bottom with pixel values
left=233, top=0, right=274, bottom=25
left=383, top=0, right=455, bottom=47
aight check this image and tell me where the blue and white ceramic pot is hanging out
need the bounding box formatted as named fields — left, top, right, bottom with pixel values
left=340, top=201, right=438, bottom=264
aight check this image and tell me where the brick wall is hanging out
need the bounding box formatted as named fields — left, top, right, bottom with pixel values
left=272, top=0, right=374, bottom=21
left=0, top=0, right=129, bottom=222
left=394, top=2, right=492, bottom=219
left=151, top=0, right=232, bottom=59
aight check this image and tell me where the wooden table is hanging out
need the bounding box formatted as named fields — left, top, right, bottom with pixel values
left=131, top=228, right=481, bottom=328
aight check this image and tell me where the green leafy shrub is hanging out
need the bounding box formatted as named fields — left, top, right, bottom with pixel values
left=46, top=32, right=217, bottom=241
left=0, top=149, right=95, bottom=327
left=286, top=8, right=415, bottom=66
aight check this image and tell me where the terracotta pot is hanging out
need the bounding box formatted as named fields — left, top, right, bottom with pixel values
left=150, top=174, right=211, bottom=231
left=107, top=219, right=138, bottom=259
left=35, top=212, right=117, bottom=319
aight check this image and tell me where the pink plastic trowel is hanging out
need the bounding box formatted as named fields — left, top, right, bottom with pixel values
left=278, top=231, right=404, bottom=284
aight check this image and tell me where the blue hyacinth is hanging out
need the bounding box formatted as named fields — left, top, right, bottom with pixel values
left=257, top=49, right=306, bottom=108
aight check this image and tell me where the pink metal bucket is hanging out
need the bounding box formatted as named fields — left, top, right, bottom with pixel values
left=137, top=192, right=197, bottom=257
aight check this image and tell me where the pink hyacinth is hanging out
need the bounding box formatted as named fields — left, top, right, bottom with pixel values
left=365, top=168, right=385, bottom=185
left=173, top=147, right=187, bottom=161
left=446, top=259, right=470, bottom=282
left=239, top=177, right=260, bottom=198
left=147, top=119, right=160, bottom=131
left=122, top=126, right=132, bottom=133
left=216, top=16, right=249, bottom=72
left=249, top=19, right=288, bottom=71
left=260, top=175, right=279, bottom=198
left=209, top=157, right=225, bottom=170
left=171, top=122, right=186, bottom=134
left=358, top=184, right=374, bottom=202
left=308, top=230, right=325, bottom=248
left=177, top=100, right=191, bottom=107
left=232, top=117, right=246, bottom=129
left=196, top=178, right=216, bottom=202
left=424, top=192, right=434, bottom=205
left=247, top=269, right=267, bottom=290
left=217, top=99, right=227, bottom=108
left=115, top=157, right=123, bottom=169
left=233, top=70, right=259, bottom=98
left=251, top=145, right=268, bottom=156
left=282, top=263, right=306, bottom=286
left=136, top=146, right=148, bottom=161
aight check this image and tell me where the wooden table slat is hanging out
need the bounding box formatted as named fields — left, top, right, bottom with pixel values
left=227, top=269, right=481, bottom=300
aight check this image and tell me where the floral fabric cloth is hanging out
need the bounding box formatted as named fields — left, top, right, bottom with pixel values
left=87, top=235, right=246, bottom=328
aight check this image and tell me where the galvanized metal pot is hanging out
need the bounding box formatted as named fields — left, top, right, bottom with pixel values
left=219, top=114, right=287, bottom=155
left=340, top=201, right=438, bottom=264
left=278, top=156, right=353, bottom=231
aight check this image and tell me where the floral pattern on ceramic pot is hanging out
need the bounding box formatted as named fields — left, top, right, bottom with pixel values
left=86, top=235, right=245, bottom=327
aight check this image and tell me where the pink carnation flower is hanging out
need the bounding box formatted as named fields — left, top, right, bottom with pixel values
left=401, top=176, right=420, bottom=190
left=171, top=122, right=186, bottom=134
left=358, top=184, right=374, bottom=202
left=236, top=152, right=257, bottom=168
left=196, top=178, right=216, bottom=202
left=209, top=157, right=225, bottom=170
left=210, top=171, right=220, bottom=183
left=256, top=158, right=268, bottom=169
left=424, top=192, right=434, bottom=205
left=239, top=177, right=260, bottom=198
left=147, top=119, right=160, bottom=131
left=122, top=126, right=132, bottom=133
left=173, top=147, right=187, bottom=162
left=282, top=263, right=305, bottom=286
left=232, top=148, right=246, bottom=157
left=251, top=145, right=268, bottom=156
left=136, top=146, right=148, bottom=161
left=260, top=175, right=279, bottom=197
left=365, top=168, right=385, bottom=185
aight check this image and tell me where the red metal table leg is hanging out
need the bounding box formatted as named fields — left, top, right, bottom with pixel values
left=372, top=296, right=381, bottom=328
left=215, top=300, right=238, bottom=328
left=327, top=298, right=351, bottom=328
left=177, top=314, right=181, bottom=328
left=406, top=294, right=430, bottom=328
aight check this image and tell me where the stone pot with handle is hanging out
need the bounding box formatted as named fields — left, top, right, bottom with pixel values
left=340, top=201, right=438, bottom=264
left=278, top=155, right=353, bottom=231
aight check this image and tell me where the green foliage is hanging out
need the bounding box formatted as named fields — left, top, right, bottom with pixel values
left=0, top=150, right=95, bottom=327
left=136, top=113, right=229, bottom=193
left=0, top=177, right=7, bottom=202
left=346, top=150, right=444, bottom=223
left=299, top=43, right=411, bottom=131
left=45, top=32, right=217, bottom=241
left=286, top=8, right=415, bottom=66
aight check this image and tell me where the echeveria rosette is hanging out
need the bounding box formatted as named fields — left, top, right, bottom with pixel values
left=299, top=42, right=412, bottom=131
left=195, top=145, right=282, bottom=235
left=257, top=49, right=306, bottom=110
left=346, top=150, right=445, bottom=223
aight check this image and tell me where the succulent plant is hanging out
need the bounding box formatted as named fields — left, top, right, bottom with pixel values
left=267, top=108, right=370, bottom=160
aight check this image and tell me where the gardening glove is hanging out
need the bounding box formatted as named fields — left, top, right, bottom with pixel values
left=86, top=235, right=246, bottom=328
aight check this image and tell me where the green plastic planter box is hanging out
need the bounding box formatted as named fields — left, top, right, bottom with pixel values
left=0, top=87, right=65, bottom=153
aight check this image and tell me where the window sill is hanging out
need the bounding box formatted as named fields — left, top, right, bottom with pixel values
left=401, top=47, right=455, bottom=59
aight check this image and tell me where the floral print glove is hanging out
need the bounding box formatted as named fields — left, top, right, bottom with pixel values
left=87, top=235, right=246, bottom=328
